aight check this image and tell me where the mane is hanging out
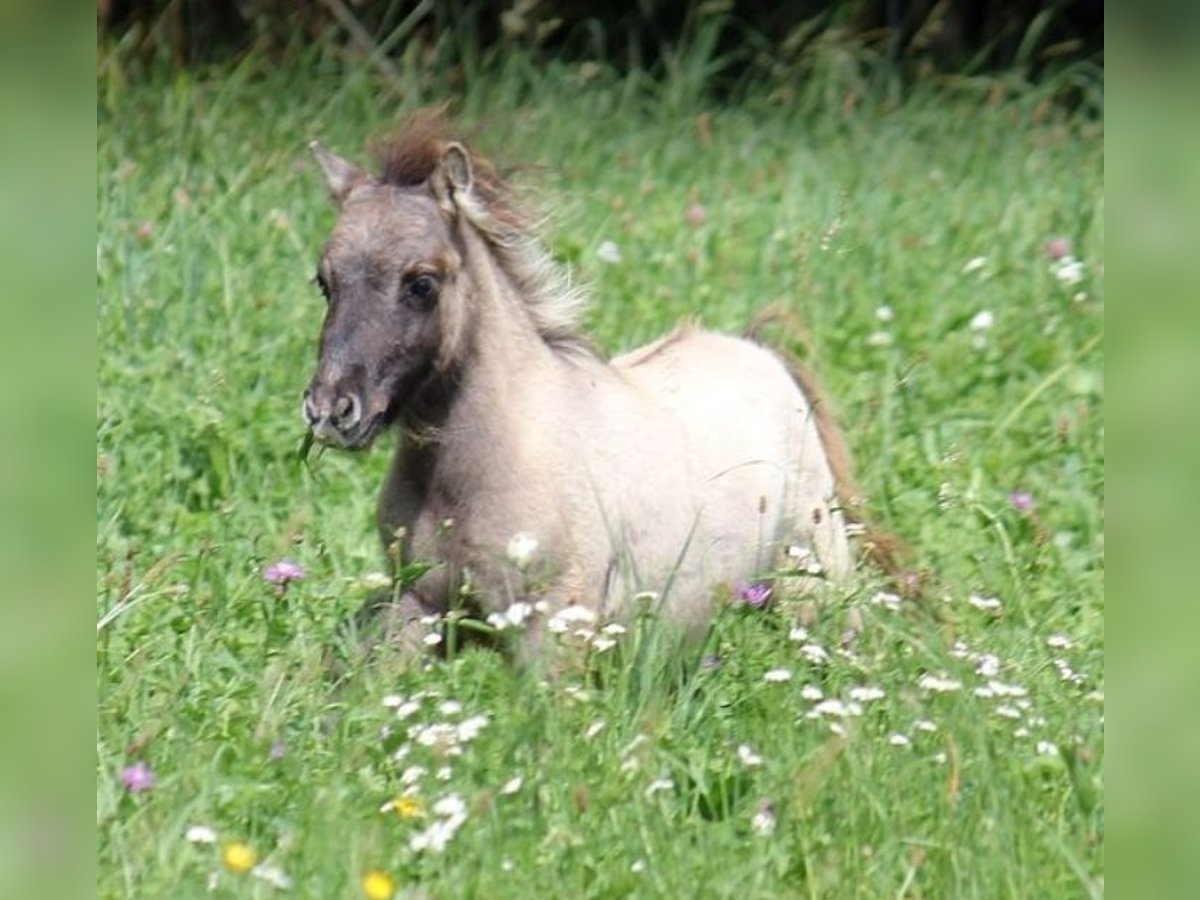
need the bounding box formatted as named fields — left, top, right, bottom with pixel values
left=369, top=109, right=594, bottom=357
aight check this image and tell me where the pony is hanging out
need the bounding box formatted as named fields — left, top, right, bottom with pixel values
left=302, top=111, right=886, bottom=664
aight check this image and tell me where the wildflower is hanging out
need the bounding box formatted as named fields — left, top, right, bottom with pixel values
left=808, top=699, right=863, bottom=719
left=762, top=668, right=793, bottom=683
left=585, top=719, right=607, bottom=740
left=800, top=684, right=823, bottom=701
left=630, top=859, right=648, bottom=874
left=968, top=594, right=1002, bottom=612
left=222, top=841, right=258, bottom=874
left=869, top=591, right=902, bottom=611
left=788, top=626, right=810, bottom=643
left=505, top=532, right=539, bottom=568
left=596, top=240, right=622, bottom=264
left=848, top=686, right=886, bottom=703
left=969, top=310, right=995, bottom=331
left=436, top=766, right=453, bottom=781
left=185, top=824, right=218, bottom=844
left=751, top=801, right=777, bottom=836
left=888, top=734, right=911, bottom=747
left=400, top=766, right=426, bottom=786
left=917, top=674, right=962, bottom=693
left=995, top=705, right=1022, bottom=719
left=1052, top=256, right=1085, bottom=285
left=357, top=571, right=393, bottom=591
left=984, top=680, right=1028, bottom=698
left=382, top=795, right=425, bottom=819
left=121, top=760, right=156, bottom=793
left=602, top=622, right=627, bottom=636
left=1046, top=237, right=1071, bottom=260
left=263, top=560, right=305, bottom=585
left=547, top=604, right=597, bottom=633
left=734, top=581, right=773, bottom=609
left=1047, top=634, right=1074, bottom=650
left=737, top=744, right=764, bottom=767
left=591, top=635, right=618, bottom=653
left=422, top=632, right=443, bottom=647
left=252, top=863, right=293, bottom=889
left=867, top=330, right=894, bottom=348
left=362, top=869, right=397, bottom=900
left=269, top=740, right=286, bottom=762
left=1036, top=740, right=1060, bottom=757
left=409, top=793, right=468, bottom=853
left=645, top=778, right=674, bottom=797
left=487, top=601, right=534, bottom=631
left=395, top=700, right=421, bottom=721
left=456, top=714, right=489, bottom=742
left=382, top=694, right=405, bottom=708
left=914, top=719, right=938, bottom=733
left=962, top=256, right=988, bottom=274
left=799, top=643, right=830, bottom=664
left=976, top=654, right=1001, bottom=677
left=875, top=305, right=895, bottom=322
left=500, top=776, right=523, bottom=795
left=1009, top=491, right=1035, bottom=513
left=685, top=202, right=707, bottom=227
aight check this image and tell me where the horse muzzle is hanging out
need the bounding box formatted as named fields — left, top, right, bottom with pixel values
left=302, top=384, right=372, bottom=448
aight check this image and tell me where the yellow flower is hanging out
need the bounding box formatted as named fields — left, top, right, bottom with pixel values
left=362, top=869, right=397, bottom=899
left=221, top=841, right=258, bottom=874
left=387, top=794, right=425, bottom=820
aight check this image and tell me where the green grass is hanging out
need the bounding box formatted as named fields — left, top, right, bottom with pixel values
left=97, top=45, right=1103, bottom=898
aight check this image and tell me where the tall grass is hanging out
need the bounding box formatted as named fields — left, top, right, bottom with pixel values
left=97, top=36, right=1102, bottom=898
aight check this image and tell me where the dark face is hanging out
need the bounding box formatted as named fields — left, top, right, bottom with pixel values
left=303, top=183, right=459, bottom=449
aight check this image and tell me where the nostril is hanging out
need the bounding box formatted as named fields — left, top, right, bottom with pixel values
left=332, top=394, right=361, bottom=428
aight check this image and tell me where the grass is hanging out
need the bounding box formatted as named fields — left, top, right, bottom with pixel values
left=97, top=42, right=1103, bottom=899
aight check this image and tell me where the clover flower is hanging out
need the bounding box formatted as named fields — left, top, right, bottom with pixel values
left=263, top=560, right=305, bottom=586
left=120, top=760, right=156, bottom=793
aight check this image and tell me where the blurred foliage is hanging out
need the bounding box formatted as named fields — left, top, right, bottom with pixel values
left=97, top=0, right=1102, bottom=95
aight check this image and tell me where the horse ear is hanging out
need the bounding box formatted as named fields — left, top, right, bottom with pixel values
left=431, top=142, right=474, bottom=213
left=309, top=141, right=365, bottom=207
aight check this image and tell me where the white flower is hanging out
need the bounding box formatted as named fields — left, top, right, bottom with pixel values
left=914, top=719, right=938, bottom=732
left=808, top=699, right=863, bottom=719
left=440, top=700, right=463, bottom=716
left=506, top=532, right=539, bottom=568
left=645, top=777, right=674, bottom=797
left=436, top=766, right=452, bottom=781
left=968, top=594, right=1002, bottom=612
left=423, top=632, right=443, bottom=647
left=995, top=705, right=1022, bottom=719
left=401, top=765, right=427, bottom=786
left=962, top=256, right=988, bottom=274
left=985, top=680, right=1028, bottom=698
left=737, top=744, right=764, bottom=767
left=969, top=310, right=995, bottom=331
left=867, top=330, right=895, bottom=348
left=800, top=684, right=823, bottom=701
left=1036, top=740, right=1060, bottom=757
left=584, top=719, right=607, bottom=740
left=888, top=733, right=911, bottom=747
left=395, top=701, right=421, bottom=721
left=500, top=775, right=523, bottom=795
left=382, top=694, right=405, bottom=709
left=456, top=714, right=489, bottom=742
left=1052, top=257, right=1085, bottom=285
left=751, top=803, right=777, bottom=836
left=917, top=674, right=962, bottom=693
left=596, top=240, right=622, bottom=264
left=875, top=305, right=895, bottom=322
left=848, top=686, right=885, bottom=702
left=976, top=654, right=1001, bottom=677
left=547, top=604, right=598, bottom=633
left=788, top=626, right=810, bottom=643
left=1047, top=634, right=1074, bottom=650
left=185, top=824, right=218, bottom=844
left=591, top=636, right=617, bottom=653
left=630, top=859, right=647, bottom=874
left=869, top=591, right=902, bottom=611
left=251, top=864, right=293, bottom=889
left=828, top=722, right=847, bottom=737
left=799, top=644, right=830, bottom=664
left=763, top=668, right=793, bottom=683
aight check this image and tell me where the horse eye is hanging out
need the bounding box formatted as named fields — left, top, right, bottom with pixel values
left=404, top=274, right=439, bottom=308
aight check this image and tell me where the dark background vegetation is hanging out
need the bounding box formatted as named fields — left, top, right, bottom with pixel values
left=99, top=0, right=1102, bottom=100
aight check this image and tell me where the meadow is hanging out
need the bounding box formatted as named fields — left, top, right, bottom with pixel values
left=97, top=41, right=1103, bottom=898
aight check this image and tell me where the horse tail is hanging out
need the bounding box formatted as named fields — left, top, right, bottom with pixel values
left=745, top=307, right=917, bottom=590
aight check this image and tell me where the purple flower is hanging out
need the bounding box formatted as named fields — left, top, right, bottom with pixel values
left=734, top=581, right=774, bottom=609
left=120, top=760, right=156, bottom=793
left=269, top=740, right=287, bottom=762
left=263, top=560, right=305, bottom=585
left=1009, top=491, right=1035, bottom=513
left=1045, top=237, right=1071, bottom=261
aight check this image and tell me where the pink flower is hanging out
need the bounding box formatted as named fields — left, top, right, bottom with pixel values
left=263, top=560, right=305, bottom=585
left=1009, top=491, right=1035, bottom=513
left=734, top=581, right=773, bottom=609
left=1045, top=237, right=1071, bottom=261
left=121, top=760, right=156, bottom=793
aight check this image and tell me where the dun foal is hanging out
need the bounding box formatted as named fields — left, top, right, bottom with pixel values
left=303, top=113, right=873, bottom=663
